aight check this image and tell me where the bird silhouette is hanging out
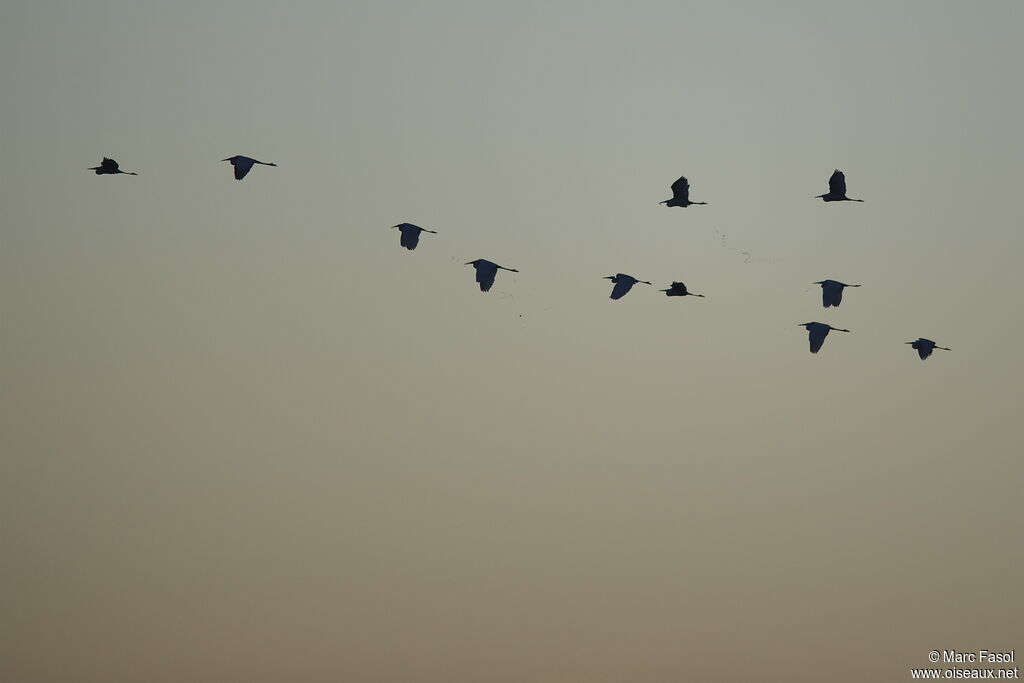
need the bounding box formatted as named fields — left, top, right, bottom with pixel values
left=661, top=282, right=705, bottom=297
left=391, top=223, right=437, bottom=250
left=605, top=274, right=652, bottom=300
left=89, top=157, right=137, bottom=175
left=816, top=169, right=863, bottom=202
left=660, top=176, right=707, bottom=207
left=466, top=259, right=518, bottom=292
left=798, top=322, right=850, bottom=353
left=906, top=338, right=950, bottom=360
left=222, top=155, right=277, bottom=180
left=815, top=279, right=860, bottom=307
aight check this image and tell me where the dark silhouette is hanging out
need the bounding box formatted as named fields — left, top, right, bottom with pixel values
left=815, top=279, right=860, bottom=308
left=906, top=338, right=950, bottom=360
left=660, top=176, right=707, bottom=207
left=816, top=169, right=863, bottom=202
left=465, top=259, right=518, bottom=292
left=391, top=223, right=437, bottom=250
left=605, top=273, right=652, bottom=300
left=89, top=157, right=137, bottom=175
left=222, top=155, right=277, bottom=180
left=798, top=322, right=849, bottom=353
left=661, top=282, right=705, bottom=297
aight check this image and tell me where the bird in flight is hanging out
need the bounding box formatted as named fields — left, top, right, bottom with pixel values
left=605, top=273, right=652, bottom=300
left=660, top=176, right=707, bottom=207
left=222, top=155, right=277, bottom=180
left=661, top=282, right=705, bottom=297
left=815, top=279, right=860, bottom=308
left=906, top=338, right=950, bottom=360
left=816, top=169, right=863, bottom=202
left=391, top=223, right=437, bottom=251
left=466, top=259, right=518, bottom=292
left=798, top=322, right=850, bottom=353
left=89, top=157, right=137, bottom=175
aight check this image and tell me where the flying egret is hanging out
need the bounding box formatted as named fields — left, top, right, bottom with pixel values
left=465, top=259, right=518, bottom=292
left=605, top=273, right=652, bottom=300
left=815, top=279, right=860, bottom=308
left=906, top=338, right=950, bottom=360
left=89, top=157, right=137, bottom=175
left=816, top=169, right=863, bottom=202
left=661, top=282, right=705, bottom=297
left=798, top=322, right=849, bottom=353
left=222, top=155, right=277, bottom=180
left=660, top=176, right=707, bottom=207
left=391, top=223, right=437, bottom=251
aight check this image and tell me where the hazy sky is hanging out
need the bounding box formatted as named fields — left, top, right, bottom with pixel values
left=2, top=2, right=1022, bottom=682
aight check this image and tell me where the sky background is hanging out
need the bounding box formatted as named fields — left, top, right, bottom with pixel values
left=2, top=1, right=1022, bottom=681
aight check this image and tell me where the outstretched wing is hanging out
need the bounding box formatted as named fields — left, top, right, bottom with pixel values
left=474, top=262, right=497, bottom=292
left=234, top=162, right=251, bottom=180
left=912, top=341, right=934, bottom=360
left=610, top=279, right=633, bottom=300
left=821, top=282, right=841, bottom=307
left=101, top=157, right=119, bottom=172
left=399, top=225, right=420, bottom=250
left=808, top=326, right=828, bottom=353
left=670, top=176, right=690, bottom=203
left=828, top=170, right=846, bottom=196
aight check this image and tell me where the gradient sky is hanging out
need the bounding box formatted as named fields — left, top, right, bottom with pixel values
left=2, top=2, right=1022, bottom=682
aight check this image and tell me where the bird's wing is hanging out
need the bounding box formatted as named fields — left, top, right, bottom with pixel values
left=399, top=226, right=419, bottom=250
left=101, top=158, right=119, bottom=171
left=829, top=170, right=846, bottom=196
left=234, top=162, right=251, bottom=180
left=670, top=176, right=690, bottom=203
left=610, top=279, right=633, bottom=300
left=808, top=327, right=827, bottom=353
left=832, top=286, right=843, bottom=306
left=918, top=345, right=932, bottom=360
left=477, top=265, right=497, bottom=292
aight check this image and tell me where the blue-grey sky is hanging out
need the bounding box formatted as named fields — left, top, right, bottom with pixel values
left=2, top=2, right=1022, bottom=682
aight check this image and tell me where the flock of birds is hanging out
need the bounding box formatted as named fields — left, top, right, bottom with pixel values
left=90, top=158, right=950, bottom=360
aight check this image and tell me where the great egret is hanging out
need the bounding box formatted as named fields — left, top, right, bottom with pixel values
left=605, top=274, right=652, bottom=300
left=660, top=176, right=707, bottom=207
left=222, top=155, right=277, bottom=180
left=466, top=259, right=518, bottom=292
left=798, top=322, right=849, bottom=353
left=906, top=338, right=950, bottom=360
left=89, top=157, right=137, bottom=175
left=391, top=223, right=437, bottom=250
left=815, top=279, right=860, bottom=308
left=661, top=282, right=705, bottom=297
left=816, top=169, right=863, bottom=202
